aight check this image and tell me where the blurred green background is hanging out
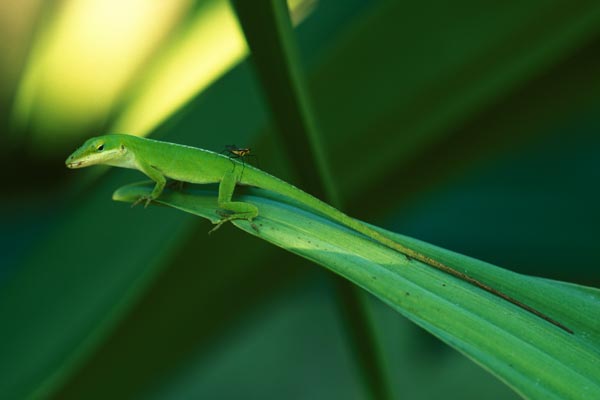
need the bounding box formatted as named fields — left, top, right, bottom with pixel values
left=1, top=0, right=599, bottom=399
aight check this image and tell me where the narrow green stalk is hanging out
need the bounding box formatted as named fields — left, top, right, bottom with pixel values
left=231, top=1, right=391, bottom=398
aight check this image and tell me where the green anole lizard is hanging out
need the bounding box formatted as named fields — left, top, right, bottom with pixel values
left=66, top=134, right=572, bottom=334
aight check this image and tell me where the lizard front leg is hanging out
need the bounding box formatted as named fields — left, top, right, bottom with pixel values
left=133, top=159, right=166, bottom=207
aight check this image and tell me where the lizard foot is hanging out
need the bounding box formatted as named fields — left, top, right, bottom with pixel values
left=131, top=195, right=153, bottom=208
left=209, top=210, right=258, bottom=234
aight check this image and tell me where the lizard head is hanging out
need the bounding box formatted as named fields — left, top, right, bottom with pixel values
left=65, top=135, right=127, bottom=169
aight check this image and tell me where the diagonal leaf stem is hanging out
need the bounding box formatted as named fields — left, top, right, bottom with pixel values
left=231, top=1, right=392, bottom=398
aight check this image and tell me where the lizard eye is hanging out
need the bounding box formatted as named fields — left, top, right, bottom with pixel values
left=97, top=144, right=104, bottom=151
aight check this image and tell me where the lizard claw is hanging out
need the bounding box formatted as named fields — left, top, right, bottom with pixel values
left=208, top=221, right=226, bottom=235
left=131, top=195, right=153, bottom=208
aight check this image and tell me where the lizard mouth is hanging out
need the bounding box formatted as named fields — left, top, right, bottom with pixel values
left=66, top=160, right=85, bottom=168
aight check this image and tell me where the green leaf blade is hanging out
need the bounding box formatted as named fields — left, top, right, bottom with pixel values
left=114, top=182, right=600, bottom=400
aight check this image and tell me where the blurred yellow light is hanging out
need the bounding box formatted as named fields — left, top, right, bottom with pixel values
left=13, top=0, right=192, bottom=146
left=12, top=0, right=314, bottom=150
left=112, top=0, right=244, bottom=136
left=112, top=0, right=314, bottom=136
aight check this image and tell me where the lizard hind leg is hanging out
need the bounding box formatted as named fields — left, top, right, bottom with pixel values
left=209, top=170, right=259, bottom=234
